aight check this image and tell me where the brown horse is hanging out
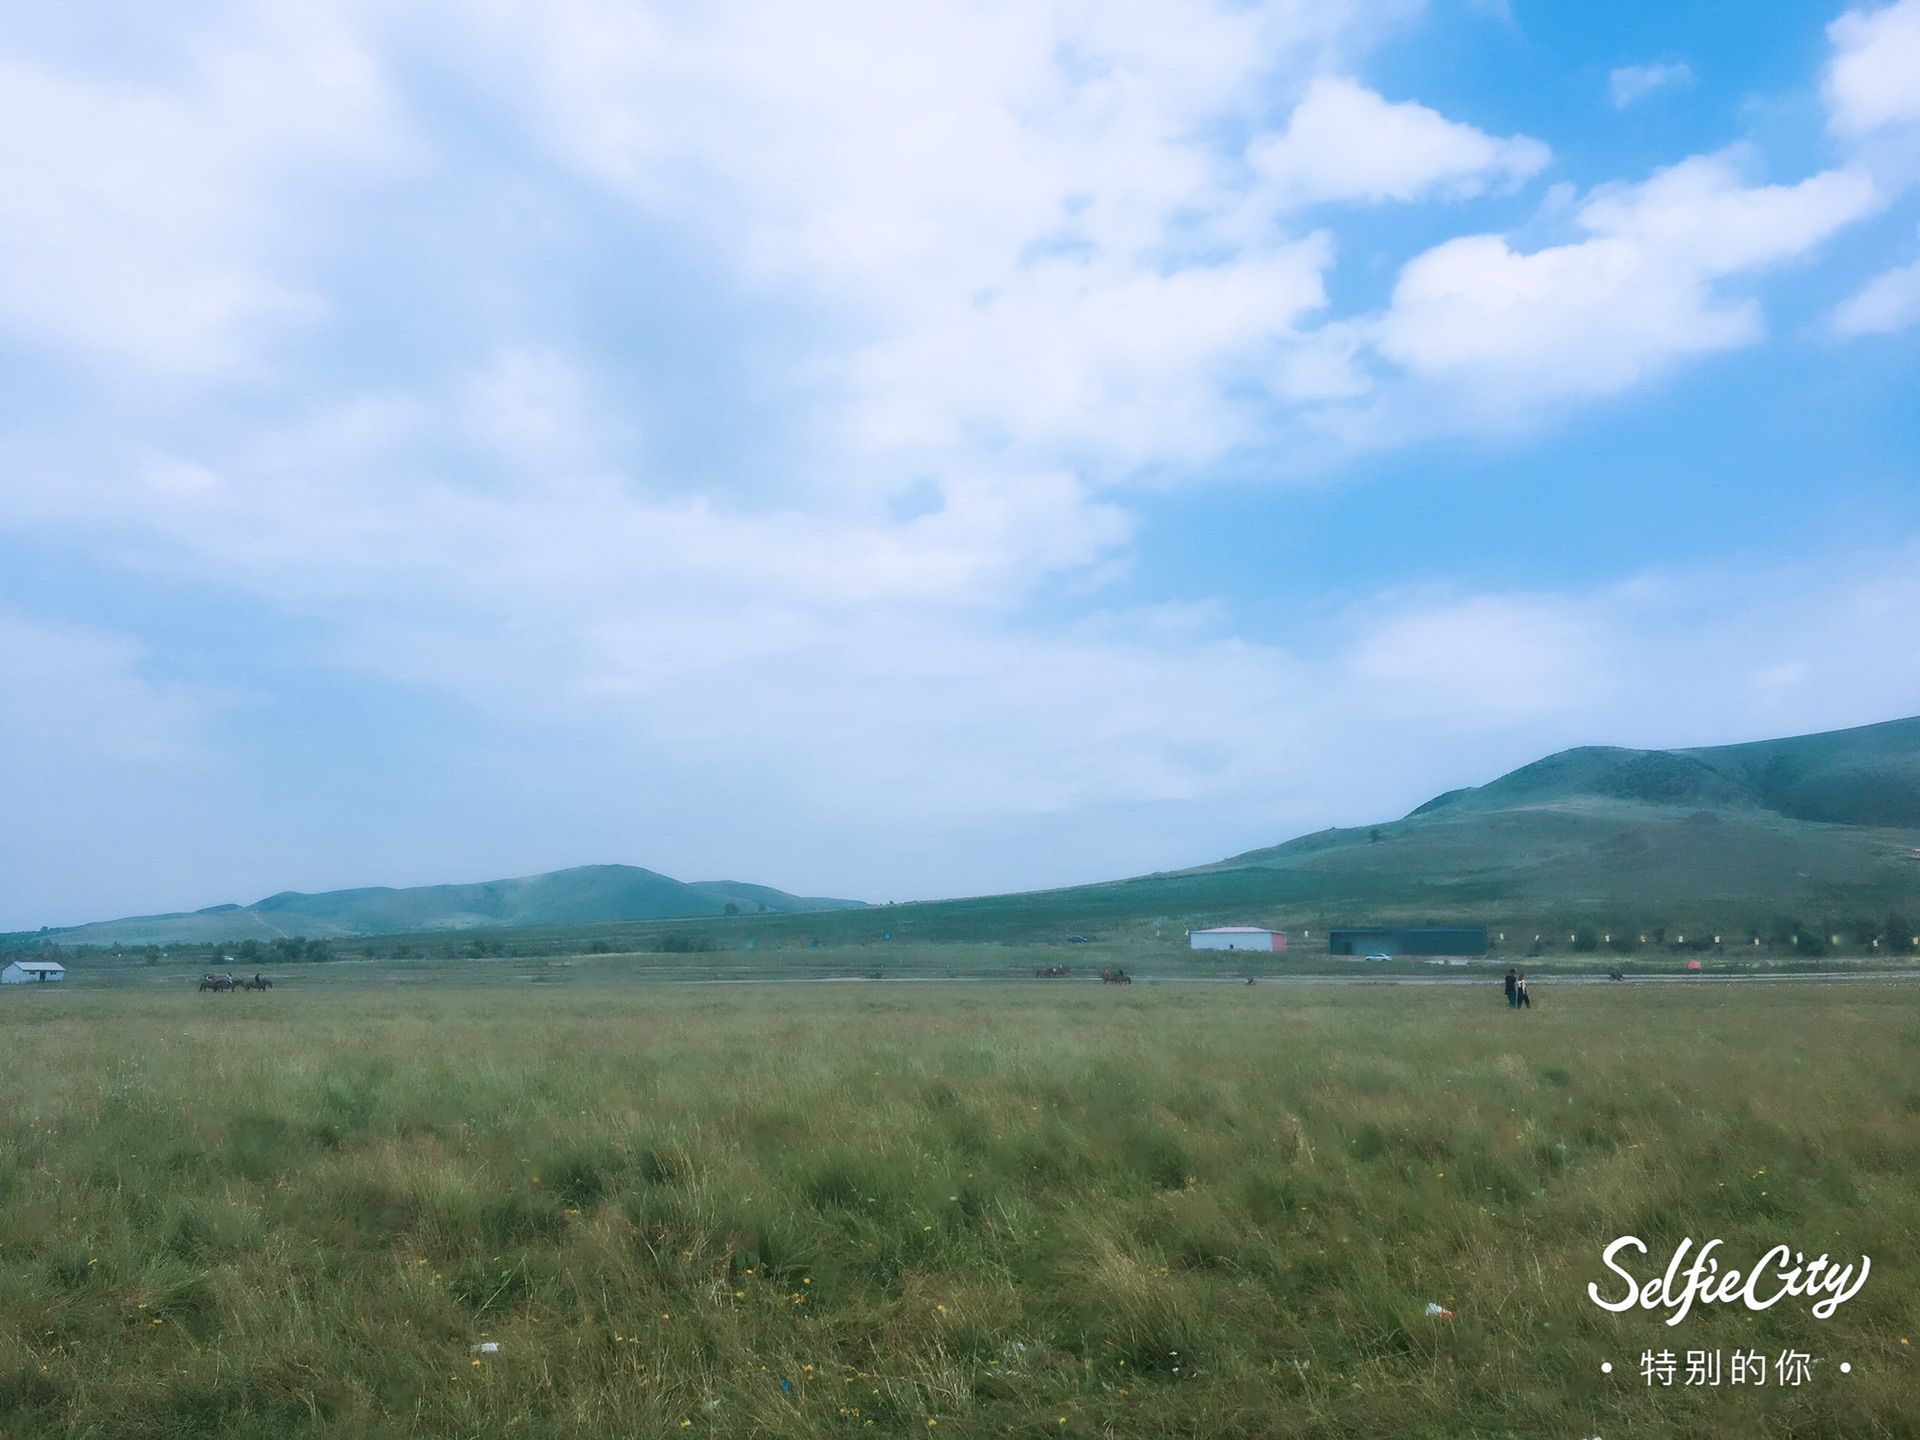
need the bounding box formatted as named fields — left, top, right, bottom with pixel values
left=1099, top=968, right=1132, bottom=985
left=1034, top=964, right=1071, bottom=978
left=241, top=975, right=273, bottom=991
left=199, top=975, right=235, bottom=992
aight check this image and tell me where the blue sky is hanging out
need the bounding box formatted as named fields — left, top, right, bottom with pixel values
left=3, top=0, right=1919, bottom=929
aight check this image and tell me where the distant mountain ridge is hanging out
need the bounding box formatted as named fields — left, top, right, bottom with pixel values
left=1161, top=715, right=1920, bottom=921
left=16, top=717, right=1920, bottom=950
left=28, top=864, right=866, bottom=947
left=860, top=716, right=1920, bottom=938
left=1411, top=720, right=1920, bottom=828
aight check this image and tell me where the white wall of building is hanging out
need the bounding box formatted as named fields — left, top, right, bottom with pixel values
left=1189, top=929, right=1284, bottom=952
left=2, top=962, right=65, bottom=983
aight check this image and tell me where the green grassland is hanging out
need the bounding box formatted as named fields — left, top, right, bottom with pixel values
left=3, top=979, right=1917, bottom=1438
left=36, top=930, right=1920, bottom=1000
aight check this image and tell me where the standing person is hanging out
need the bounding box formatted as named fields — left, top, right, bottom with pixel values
left=1504, top=968, right=1518, bottom=1008
left=1516, top=973, right=1531, bottom=1009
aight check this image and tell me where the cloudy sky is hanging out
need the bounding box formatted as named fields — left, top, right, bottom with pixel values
left=3, top=0, right=1919, bottom=929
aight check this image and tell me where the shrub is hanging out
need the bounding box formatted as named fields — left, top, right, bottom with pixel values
left=655, top=933, right=717, bottom=953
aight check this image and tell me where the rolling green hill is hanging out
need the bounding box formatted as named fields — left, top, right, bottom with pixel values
left=725, top=716, right=1920, bottom=945
left=1018, top=716, right=1920, bottom=933
left=1197, top=716, right=1920, bottom=903
left=1409, top=716, right=1920, bottom=826
left=22, top=865, right=865, bottom=947
left=15, top=717, right=1920, bottom=955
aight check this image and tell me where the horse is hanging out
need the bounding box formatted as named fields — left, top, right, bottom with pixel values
left=242, top=975, right=273, bottom=991
left=199, top=974, right=235, bottom=992
left=1100, top=967, right=1132, bottom=985
left=1034, top=964, right=1070, bottom=978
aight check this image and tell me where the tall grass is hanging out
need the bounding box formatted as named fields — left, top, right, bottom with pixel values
left=1, top=981, right=1915, bottom=1437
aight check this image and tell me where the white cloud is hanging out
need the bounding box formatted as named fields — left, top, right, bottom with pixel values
left=2, top=1, right=1916, bottom=927
left=845, top=240, right=1336, bottom=475
left=1251, top=76, right=1549, bottom=205
left=0, top=608, right=213, bottom=767
left=383, top=1, right=1456, bottom=489
left=343, top=539, right=1920, bottom=875
left=11, top=373, right=1133, bottom=638
left=446, top=1, right=1322, bottom=286
left=1346, top=595, right=1607, bottom=723
left=459, top=347, right=624, bottom=476
left=1372, top=152, right=1880, bottom=406
left=1833, top=254, right=1920, bottom=333
left=1826, top=0, right=1920, bottom=137
left=1575, top=155, right=1877, bottom=268
left=0, top=9, right=409, bottom=378
left=1609, top=61, right=1693, bottom=109
left=9, top=399, right=1920, bottom=922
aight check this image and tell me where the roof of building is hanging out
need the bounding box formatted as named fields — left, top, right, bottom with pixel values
left=1194, top=926, right=1280, bottom=934
left=7, top=961, right=66, bottom=971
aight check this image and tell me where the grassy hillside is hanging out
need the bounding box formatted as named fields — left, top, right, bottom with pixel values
left=716, top=717, right=1919, bottom=948
left=14, top=717, right=1919, bottom=956
left=705, top=717, right=1918, bottom=949
left=22, top=865, right=864, bottom=948
left=1190, top=716, right=1920, bottom=924
left=1412, top=715, right=1920, bottom=826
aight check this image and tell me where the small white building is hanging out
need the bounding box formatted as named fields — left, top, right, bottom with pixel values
left=2, top=960, right=66, bottom=984
left=1189, top=926, right=1287, bottom=953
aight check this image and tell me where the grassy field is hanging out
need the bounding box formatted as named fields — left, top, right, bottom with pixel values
left=2, top=978, right=1916, bottom=1438
left=38, top=938, right=1920, bottom=996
